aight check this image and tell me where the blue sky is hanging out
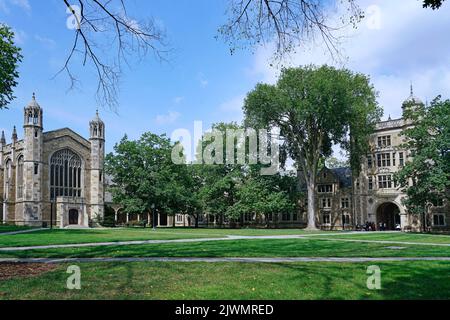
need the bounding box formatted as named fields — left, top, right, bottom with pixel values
left=1, top=0, right=450, bottom=157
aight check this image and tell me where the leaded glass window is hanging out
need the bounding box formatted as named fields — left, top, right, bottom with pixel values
left=50, top=149, right=82, bottom=199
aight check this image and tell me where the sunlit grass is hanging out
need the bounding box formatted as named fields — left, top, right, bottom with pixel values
left=0, top=261, right=449, bottom=300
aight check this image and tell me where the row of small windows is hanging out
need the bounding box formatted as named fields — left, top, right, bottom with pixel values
left=319, top=198, right=351, bottom=209
left=368, top=152, right=405, bottom=168
left=318, top=185, right=333, bottom=193
left=3, top=150, right=104, bottom=201
left=26, top=110, right=41, bottom=125
left=323, top=213, right=351, bottom=225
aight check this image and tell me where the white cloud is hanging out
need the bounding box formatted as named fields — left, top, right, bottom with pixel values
left=250, top=0, right=450, bottom=120
left=0, top=0, right=9, bottom=13
left=34, top=35, right=56, bottom=48
left=11, top=0, right=30, bottom=12
left=12, top=29, right=27, bottom=45
left=173, top=96, right=184, bottom=104
left=218, top=95, right=245, bottom=122
left=0, top=0, right=31, bottom=14
left=155, top=111, right=181, bottom=125
left=198, top=72, right=209, bottom=88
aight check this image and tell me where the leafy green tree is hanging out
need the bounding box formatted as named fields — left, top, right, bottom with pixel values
left=105, top=133, right=186, bottom=226
left=194, top=122, right=243, bottom=226
left=395, top=97, right=450, bottom=231
left=423, top=0, right=446, bottom=9
left=230, top=169, right=298, bottom=226
left=244, top=65, right=381, bottom=230
left=194, top=122, right=300, bottom=227
left=0, top=24, right=22, bottom=109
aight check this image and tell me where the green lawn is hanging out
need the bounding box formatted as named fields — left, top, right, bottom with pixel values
left=311, top=232, right=450, bottom=244
left=2, top=238, right=450, bottom=259
left=0, top=227, right=330, bottom=248
left=0, top=225, right=33, bottom=234
left=0, top=261, right=449, bottom=300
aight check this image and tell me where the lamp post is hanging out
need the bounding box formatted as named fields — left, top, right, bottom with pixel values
left=151, top=204, right=156, bottom=231
left=50, top=199, right=53, bottom=230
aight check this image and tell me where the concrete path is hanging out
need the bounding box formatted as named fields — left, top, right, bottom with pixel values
left=1, top=233, right=450, bottom=252
left=0, top=228, right=46, bottom=236
left=1, top=257, right=450, bottom=264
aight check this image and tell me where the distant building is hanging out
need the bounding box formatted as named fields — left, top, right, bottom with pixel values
left=0, top=94, right=105, bottom=227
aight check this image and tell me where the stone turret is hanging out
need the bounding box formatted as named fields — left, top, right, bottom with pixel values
left=89, top=109, right=105, bottom=223
left=402, top=84, right=424, bottom=117
left=22, top=93, right=44, bottom=226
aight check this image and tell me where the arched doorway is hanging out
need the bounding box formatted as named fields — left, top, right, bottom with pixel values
left=69, top=209, right=79, bottom=225
left=376, top=202, right=401, bottom=230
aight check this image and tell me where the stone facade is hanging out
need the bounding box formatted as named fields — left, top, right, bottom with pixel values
left=353, top=88, right=449, bottom=232
left=0, top=94, right=105, bottom=227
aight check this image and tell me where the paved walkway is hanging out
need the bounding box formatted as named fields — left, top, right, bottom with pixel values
left=1, top=257, right=450, bottom=264
left=1, top=233, right=450, bottom=252
left=0, top=228, right=46, bottom=236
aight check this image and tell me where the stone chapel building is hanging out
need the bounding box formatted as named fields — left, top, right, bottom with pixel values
left=0, top=94, right=105, bottom=228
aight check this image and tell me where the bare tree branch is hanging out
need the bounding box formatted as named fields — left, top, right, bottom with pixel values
left=218, top=0, right=364, bottom=62
left=57, top=0, right=167, bottom=110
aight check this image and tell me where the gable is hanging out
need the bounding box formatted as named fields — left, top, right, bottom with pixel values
left=43, top=128, right=90, bottom=149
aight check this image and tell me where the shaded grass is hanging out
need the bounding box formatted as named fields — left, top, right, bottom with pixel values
left=0, top=261, right=449, bottom=300
left=0, top=225, right=34, bottom=234
left=2, top=238, right=450, bottom=259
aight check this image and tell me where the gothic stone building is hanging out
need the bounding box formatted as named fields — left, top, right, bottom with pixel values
left=314, top=88, right=449, bottom=232
left=0, top=94, right=105, bottom=228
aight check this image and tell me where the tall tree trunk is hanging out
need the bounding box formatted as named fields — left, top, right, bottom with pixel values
left=306, top=178, right=318, bottom=230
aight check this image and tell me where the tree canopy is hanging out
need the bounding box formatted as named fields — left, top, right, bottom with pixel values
left=105, top=133, right=186, bottom=221
left=0, top=24, right=22, bottom=109
left=244, top=65, right=381, bottom=229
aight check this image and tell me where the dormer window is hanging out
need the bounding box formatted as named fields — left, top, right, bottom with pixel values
left=318, top=185, right=333, bottom=193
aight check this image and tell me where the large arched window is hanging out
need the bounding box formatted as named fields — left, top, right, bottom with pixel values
left=50, top=149, right=82, bottom=200
left=17, top=156, right=24, bottom=199
left=4, top=160, right=11, bottom=200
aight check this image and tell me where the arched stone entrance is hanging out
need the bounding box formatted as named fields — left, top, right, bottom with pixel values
left=376, top=202, right=401, bottom=230
left=69, top=209, right=79, bottom=225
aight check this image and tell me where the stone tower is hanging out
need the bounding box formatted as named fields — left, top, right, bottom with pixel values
left=22, top=93, right=44, bottom=226
left=89, top=110, right=105, bottom=223
left=402, top=84, right=424, bottom=117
